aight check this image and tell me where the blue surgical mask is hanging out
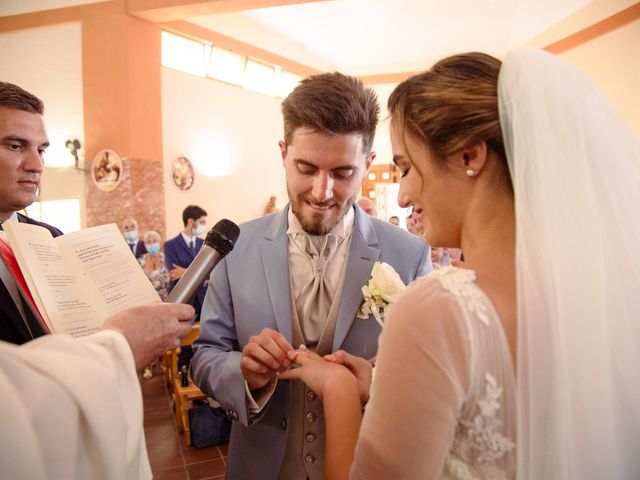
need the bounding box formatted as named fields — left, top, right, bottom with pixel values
left=124, top=230, right=138, bottom=243
left=147, top=243, right=160, bottom=255
left=193, top=224, right=206, bottom=237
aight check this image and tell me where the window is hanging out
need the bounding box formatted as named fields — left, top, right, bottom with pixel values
left=207, top=47, right=245, bottom=85
left=161, top=31, right=306, bottom=98
left=161, top=31, right=209, bottom=77
left=24, top=199, right=81, bottom=233
left=243, top=59, right=277, bottom=96
left=277, top=71, right=303, bottom=98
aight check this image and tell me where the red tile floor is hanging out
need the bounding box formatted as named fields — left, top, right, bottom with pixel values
left=141, top=365, right=228, bottom=480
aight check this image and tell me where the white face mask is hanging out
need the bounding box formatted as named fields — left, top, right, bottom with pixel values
left=123, top=230, right=138, bottom=243
left=192, top=223, right=206, bottom=237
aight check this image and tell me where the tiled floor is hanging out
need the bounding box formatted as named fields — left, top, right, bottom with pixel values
left=141, top=366, right=228, bottom=480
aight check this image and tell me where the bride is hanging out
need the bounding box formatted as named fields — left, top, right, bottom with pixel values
left=279, top=49, right=640, bottom=479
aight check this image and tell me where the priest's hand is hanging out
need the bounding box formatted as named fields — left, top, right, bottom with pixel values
left=102, top=302, right=194, bottom=369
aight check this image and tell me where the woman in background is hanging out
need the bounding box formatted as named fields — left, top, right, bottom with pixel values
left=139, top=230, right=170, bottom=301
left=280, top=50, right=640, bottom=479
left=139, top=230, right=170, bottom=378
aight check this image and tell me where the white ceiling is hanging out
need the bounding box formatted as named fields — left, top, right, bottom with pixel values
left=189, top=0, right=591, bottom=75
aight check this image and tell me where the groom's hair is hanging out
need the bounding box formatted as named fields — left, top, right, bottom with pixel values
left=388, top=52, right=505, bottom=165
left=0, top=81, right=44, bottom=114
left=281, top=72, right=380, bottom=155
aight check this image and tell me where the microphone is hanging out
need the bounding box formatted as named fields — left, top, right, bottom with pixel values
left=166, top=218, right=240, bottom=304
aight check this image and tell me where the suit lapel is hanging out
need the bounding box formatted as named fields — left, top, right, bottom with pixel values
left=259, top=208, right=293, bottom=342
left=333, top=208, right=380, bottom=350
left=176, top=235, right=196, bottom=263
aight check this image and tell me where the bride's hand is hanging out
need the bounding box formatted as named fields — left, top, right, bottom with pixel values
left=278, top=347, right=356, bottom=399
left=324, top=350, right=373, bottom=405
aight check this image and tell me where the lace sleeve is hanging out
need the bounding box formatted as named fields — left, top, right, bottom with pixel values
left=351, top=278, right=471, bottom=480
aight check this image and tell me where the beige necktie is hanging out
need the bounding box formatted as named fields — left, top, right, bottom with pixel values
left=296, top=233, right=339, bottom=343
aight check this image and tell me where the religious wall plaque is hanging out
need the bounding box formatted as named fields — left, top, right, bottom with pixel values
left=92, top=149, right=123, bottom=192
left=172, top=156, right=195, bottom=191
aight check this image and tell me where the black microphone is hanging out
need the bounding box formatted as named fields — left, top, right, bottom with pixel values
left=166, top=219, right=240, bottom=304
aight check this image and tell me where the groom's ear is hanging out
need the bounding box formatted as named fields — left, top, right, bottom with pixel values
left=278, top=140, right=287, bottom=163
left=451, top=142, right=488, bottom=178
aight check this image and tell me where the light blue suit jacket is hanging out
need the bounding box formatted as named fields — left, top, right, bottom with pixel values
left=191, top=205, right=430, bottom=479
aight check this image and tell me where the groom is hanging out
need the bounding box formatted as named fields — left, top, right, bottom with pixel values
left=191, top=72, right=430, bottom=480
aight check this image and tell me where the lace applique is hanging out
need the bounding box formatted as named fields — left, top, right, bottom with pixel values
left=425, top=267, right=514, bottom=478
left=429, top=267, right=490, bottom=325
left=444, top=373, right=515, bottom=480
left=463, top=373, right=515, bottom=462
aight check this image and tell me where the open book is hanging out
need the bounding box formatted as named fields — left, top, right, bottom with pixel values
left=1, top=222, right=160, bottom=338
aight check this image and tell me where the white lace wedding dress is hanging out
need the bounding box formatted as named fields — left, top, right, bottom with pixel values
left=350, top=266, right=516, bottom=479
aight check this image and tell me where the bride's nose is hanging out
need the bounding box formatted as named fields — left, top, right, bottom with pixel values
left=398, top=191, right=412, bottom=208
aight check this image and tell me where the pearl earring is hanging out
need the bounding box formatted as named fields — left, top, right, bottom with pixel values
left=465, top=168, right=475, bottom=177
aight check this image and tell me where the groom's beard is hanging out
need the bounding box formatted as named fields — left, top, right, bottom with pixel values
left=288, top=188, right=355, bottom=236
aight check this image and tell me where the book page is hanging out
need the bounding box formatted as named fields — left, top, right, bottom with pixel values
left=56, top=224, right=160, bottom=319
left=3, top=222, right=101, bottom=337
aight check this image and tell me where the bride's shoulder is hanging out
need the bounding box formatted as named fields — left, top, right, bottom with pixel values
left=426, top=265, right=477, bottom=287
left=409, top=265, right=479, bottom=298
left=394, top=266, right=491, bottom=325
left=384, top=267, right=475, bottom=350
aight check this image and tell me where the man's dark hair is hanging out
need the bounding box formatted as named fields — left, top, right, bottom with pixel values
left=281, top=72, right=379, bottom=154
left=182, top=205, right=207, bottom=226
left=0, top=81, right=44, bottom=114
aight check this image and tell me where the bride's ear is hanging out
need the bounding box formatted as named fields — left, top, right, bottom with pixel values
left=453, top=142, right=487, bottom=178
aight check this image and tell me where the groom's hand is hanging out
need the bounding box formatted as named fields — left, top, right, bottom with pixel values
left=241, top=328, right=294, bottom=390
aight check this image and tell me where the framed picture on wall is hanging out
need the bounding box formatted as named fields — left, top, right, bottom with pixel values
left=172, top=156, right=195, bottom=191
left=92, top=149, right=123, bottom=192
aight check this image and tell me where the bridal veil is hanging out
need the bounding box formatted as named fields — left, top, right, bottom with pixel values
left=498, top=49, right=640, bottom=478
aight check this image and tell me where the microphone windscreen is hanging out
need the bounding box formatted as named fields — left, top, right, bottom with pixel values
left=204, top=219, right=240, bottom=257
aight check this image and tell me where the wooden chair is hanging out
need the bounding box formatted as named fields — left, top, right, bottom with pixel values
left=162, top=350, right=173, bottom=387
left=169, top=324, right=208, bottom=447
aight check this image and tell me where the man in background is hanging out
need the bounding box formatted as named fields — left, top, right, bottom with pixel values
left=356, top=196, right=377, bottom=217
left=121, top=217, right=147, bottom=259
left=388, top=215, right=400, bottom=226
left=406, top=210, right=422, bottom=236
left=0, top=81, right=63, bottom=344
left=164, top=205, right=208, bottom=319
left=192, top=72, right=430, bottom=480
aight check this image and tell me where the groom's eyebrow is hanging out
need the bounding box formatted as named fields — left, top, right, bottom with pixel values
left=392, top=155, right=403, bottom=166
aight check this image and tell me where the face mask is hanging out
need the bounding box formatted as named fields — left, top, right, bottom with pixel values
left=124, top=230, right=138, bottom=243
left=193, top=224, right=206, bottom=237
left=146, top=243, right=160, bottom=255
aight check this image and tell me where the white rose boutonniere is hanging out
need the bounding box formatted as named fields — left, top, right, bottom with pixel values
left=357, top=261, right=406, bottom=327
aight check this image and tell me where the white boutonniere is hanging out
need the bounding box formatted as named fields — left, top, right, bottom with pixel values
left=357, top=261, right=406, bottom=327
